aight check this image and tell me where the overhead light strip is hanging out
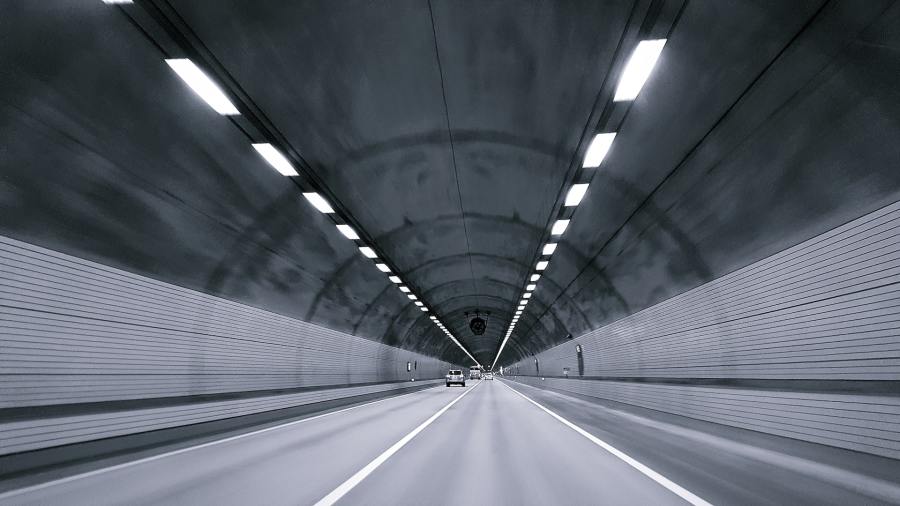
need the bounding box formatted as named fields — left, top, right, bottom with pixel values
left=111, top=4, right=479, bottom=367
left=614, top=39, right=667, bottom=102
left=550, top=219, right=570, bottom=236
left=252, top=143, right=298, bottom=176
left=582, top=133, right=617, bottom=168
left=303, top=193, right=335, bottom=214
left=564, top=184, right=589, bottom=207
left=165, top=58, right=240, bottom=115
left=336, top=224, right=360, bottom=240
left=493, top=37, right=669, bottom=371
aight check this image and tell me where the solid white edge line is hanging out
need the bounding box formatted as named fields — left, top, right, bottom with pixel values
left=314, top=381, right=481, bottom=506
left=0, top=383, right=443, bottom=500
left=498, top=380, right=713, bottom=506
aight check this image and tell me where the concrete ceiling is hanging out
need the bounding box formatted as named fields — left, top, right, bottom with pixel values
left=2, top=0, right=899, bottom=367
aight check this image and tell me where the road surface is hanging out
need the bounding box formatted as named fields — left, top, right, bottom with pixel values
left=1, top=379, right=896, bottom=505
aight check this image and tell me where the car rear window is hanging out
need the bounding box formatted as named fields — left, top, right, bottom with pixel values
left=449, top=370, right=461, bottom=374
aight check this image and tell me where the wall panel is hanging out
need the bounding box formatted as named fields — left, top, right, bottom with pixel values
left=0, top=235, right=452, bottom=454
left=504, top=200, right=900, bottom=458
left=1, top=379, right=442, bottom=455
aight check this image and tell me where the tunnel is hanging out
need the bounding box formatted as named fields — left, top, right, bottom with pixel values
left=1, top=1, right=899, bottom=504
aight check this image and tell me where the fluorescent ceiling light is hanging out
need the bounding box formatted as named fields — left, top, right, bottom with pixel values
left=430, top=316, right=437, bottom=320
left=536, top=260, right=549, bottom=271
left=359, top=247, right=377, bottom=259
left=542, top=243, right=557, bottom=256
left=252, top=143, right=298, bottom=176
left=336, top=224, right=359, bottom=240
left=526, top=284, right=536, bottom=291
left=614, top=39, right=667, bottom=102
left=302, top=193, right=334, bottom=214
left=375, top=263, right=391, bottom=273
left=523, top=293, right=532, bottom=299
left=389, top=276, right=401, bottom=284
left=102, top=0, right=133, bottom=3
left=515, top=310, right=522, bottom=315
left=399, top=286, right=411, bottom=293
left=420, top=307, right=428, bottom=312
left=415, top=301, right=424, bottom=307
left=565, top=184, right=589, bottom=207
left=165, top=59, right=239, bottom=115
left=517, top=305, right=525, bottom=311
left=530, top=274, right=541, bottom=282
left=583, top=133, right=617, bottom=168
left=550, top=219, right=570, bottom=236
left=408, top=294, right=417, bottom=301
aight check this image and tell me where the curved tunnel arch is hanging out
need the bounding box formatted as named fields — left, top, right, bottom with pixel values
left=313, top=217, right=608, bottom=362
left=331, top=128, right=563, bottom=172
left=385, top=275, right=578, bottom=361
left=202, top=121, right=630, bottom=365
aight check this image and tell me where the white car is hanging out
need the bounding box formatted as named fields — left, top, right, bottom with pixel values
left=484, top=372, right=494, bottom=380
left=445, top=369, right=465, bottom=387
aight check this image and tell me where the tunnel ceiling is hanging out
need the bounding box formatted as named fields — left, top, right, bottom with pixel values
left=3, top=1, right=900, bottom=367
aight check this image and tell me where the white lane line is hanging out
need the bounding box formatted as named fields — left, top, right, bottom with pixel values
left=499, top=380, right=713, bottom=506
left=314, top=381, right=481, bottom=506
left=0, top=384, right=442, bottom=501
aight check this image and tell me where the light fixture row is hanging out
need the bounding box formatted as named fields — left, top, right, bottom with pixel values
left=491, top=38, right=667, bottom=371
left=296, top=190, right=480, bottom=365
left=102, top=0, right=477, bottom=366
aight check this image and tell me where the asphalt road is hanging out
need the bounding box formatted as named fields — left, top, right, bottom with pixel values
left=2, top=379, right=897, bottom=505
left=338, top=378, right=684, bottom=506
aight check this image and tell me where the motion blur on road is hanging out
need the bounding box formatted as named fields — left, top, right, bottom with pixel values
left=5, top=379, right=899, bottom=506
left=2, top=0, right=900, bottom=504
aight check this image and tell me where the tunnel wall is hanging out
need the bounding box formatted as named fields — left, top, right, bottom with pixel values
left=503, top=200, right=900, bottom=459
left=0, top=235, right=452, bottom=455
